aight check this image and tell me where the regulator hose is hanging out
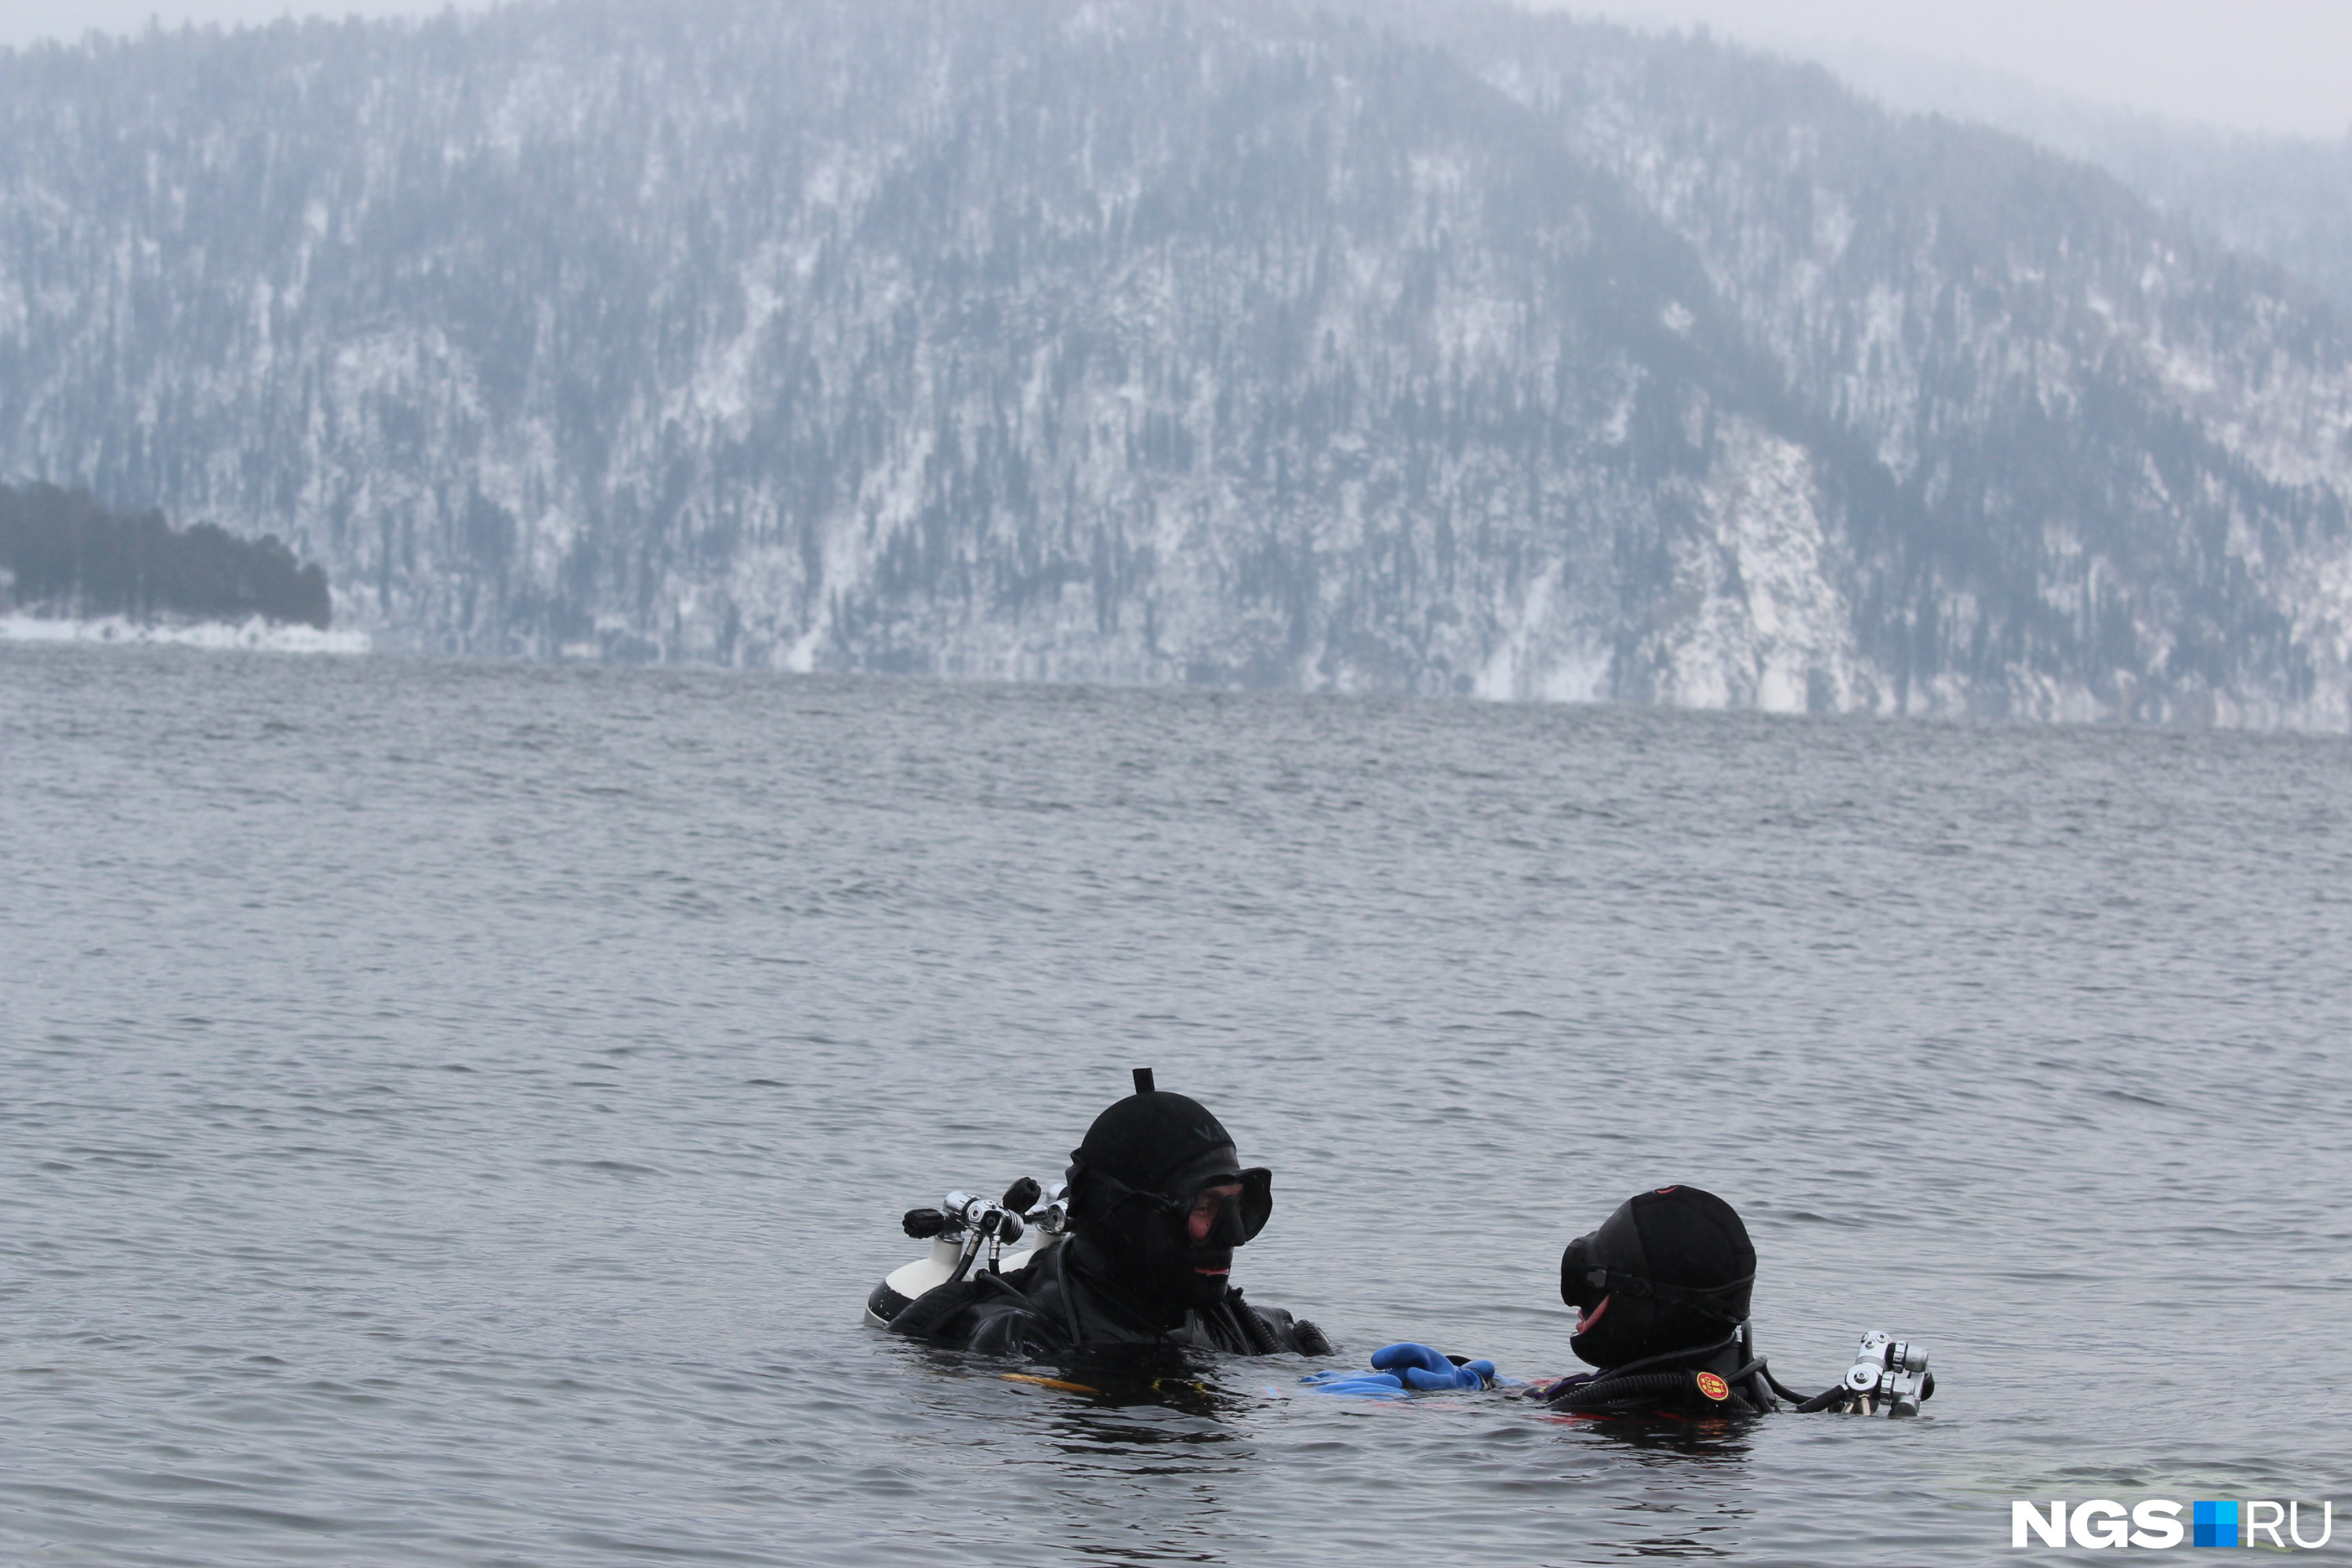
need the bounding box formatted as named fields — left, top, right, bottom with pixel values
left=1224, top=1289, right=1284, bottom=1356
left=1543, top=1370, right=1698, bottom=1410
left=1549, top=1347, right=1920, bottom=1416
left=1760, top=1365, right=1846, bottom=1411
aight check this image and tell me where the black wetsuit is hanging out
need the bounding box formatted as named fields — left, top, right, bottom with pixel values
left=884, top=1237, right=1330, bottom=1359
left=1531, top=1323, right=1928, bottom=1417
left=1530, top=1325, right=1779, bottom=1416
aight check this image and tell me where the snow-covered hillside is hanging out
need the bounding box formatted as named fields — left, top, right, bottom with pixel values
left=3, top=0, right=2349, bottom=724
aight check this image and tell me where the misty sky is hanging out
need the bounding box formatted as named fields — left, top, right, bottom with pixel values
left=2, top=0, right=2349, bottom=139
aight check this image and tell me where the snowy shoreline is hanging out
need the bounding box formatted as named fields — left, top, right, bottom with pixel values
left=0, top=614, right=370, bottom=655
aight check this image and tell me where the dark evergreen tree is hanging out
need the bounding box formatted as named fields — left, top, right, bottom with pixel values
left=0, top=483, right=332, bottom=627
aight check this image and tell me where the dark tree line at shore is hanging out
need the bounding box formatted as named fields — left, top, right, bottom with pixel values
left=0, top=483, right=331, bottom=629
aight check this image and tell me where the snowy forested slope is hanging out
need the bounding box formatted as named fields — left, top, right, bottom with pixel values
left=4, top=0, right=2350, bottom=724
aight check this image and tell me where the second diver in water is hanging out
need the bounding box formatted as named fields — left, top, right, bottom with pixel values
left=1537, top=1184, right=1790, bottom=1414
left=884, top=1070, right=1331, bottom=1359
left=1312, top=1185, right=1933, bottom=1417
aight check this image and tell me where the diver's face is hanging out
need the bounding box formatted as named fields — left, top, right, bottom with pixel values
left=1187, top=1181, right=1245, bottom=1245
left=1125, top=1177, right=1245, bottom=1310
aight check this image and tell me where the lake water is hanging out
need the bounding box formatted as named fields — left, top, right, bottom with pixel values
left=5, top=644, right=2348, bottom=1566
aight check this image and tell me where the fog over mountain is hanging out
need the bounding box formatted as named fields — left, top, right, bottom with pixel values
left=5, top=0, right=2352, bottom=724
left=1810, top=40, right=2352, bottom=318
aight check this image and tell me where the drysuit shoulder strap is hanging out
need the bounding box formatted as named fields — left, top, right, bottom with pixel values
left=885, top=1277, right=989, bottom=1343
left=1218, top=1289, right=1332, bottom=1357
left=894, top=1261, right=1082, bottom=1359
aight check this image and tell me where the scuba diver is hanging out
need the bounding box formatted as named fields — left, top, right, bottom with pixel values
left=874, top=1070, right=1332, bottom=1359
left=1538, top=1184, right=1933, bottom=1416
left=1309, top=1185, right=1933, bottom=1417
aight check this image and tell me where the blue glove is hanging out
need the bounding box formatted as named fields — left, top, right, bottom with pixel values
left=1372, top=1342, right=1496, bottom=1390
left=1298, top=1368, right=1411, bottom=1398
left=1301, top=1342, right=1500, bottom=1396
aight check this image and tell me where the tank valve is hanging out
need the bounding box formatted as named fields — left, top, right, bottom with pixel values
left=1838, top=1330, right=1932, bottom=1416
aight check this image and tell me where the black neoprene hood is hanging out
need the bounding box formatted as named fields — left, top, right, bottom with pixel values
left=1563, top=1185, right=1758, bottom=1368
left=1059, top=1075, right=1274, bottom=1318
left=1070, top=1090, right=1238, bottom=1194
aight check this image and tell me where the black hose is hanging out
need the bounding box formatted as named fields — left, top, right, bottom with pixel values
left=1720, top=1357, right=1773, bottom=1411
left=1550, top=1342, right=1907, bottom=1417
left=1223, top=1290, right=1284, bottom=1355
left=1543, top=1370, right=1696, bottom=1410
left=1749, top=1361, right=1848, bottom=1411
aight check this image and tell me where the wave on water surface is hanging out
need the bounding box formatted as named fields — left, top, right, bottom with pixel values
left=5, top=652, right=2349, bottom=1567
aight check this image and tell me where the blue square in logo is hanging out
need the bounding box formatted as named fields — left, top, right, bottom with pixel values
left=2193, top=1501, right=2239, bottom=1548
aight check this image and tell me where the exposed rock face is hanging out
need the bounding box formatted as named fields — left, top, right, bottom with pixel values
left=3, top=0, right=2350, bottom=724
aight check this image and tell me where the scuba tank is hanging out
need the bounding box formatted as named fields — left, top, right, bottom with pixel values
left=863, top=1176, right=1072, bottom=1327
